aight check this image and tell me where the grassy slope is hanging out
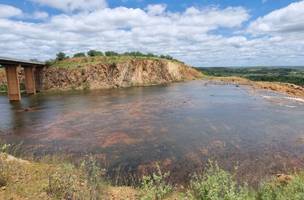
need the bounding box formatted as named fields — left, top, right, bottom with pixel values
left=49, top=56, right=183, bottom=69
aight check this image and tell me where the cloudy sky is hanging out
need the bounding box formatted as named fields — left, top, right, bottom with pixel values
left=0, top=0, right=303, bottom=67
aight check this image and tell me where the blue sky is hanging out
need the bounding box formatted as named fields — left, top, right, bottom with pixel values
left=0, top=0, right=303, bottom=66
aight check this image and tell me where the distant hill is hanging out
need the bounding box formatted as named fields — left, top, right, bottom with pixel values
left=196, top=67, right=304, bottom=86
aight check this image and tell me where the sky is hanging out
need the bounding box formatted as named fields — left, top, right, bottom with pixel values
left=0, top=0, right=303, bottom=67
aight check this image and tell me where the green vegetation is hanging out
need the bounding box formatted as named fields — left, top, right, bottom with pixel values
left=187, top=162, right=254, bottom=200
left=46, top=50, right=180, bottom=68
left=73, top=52, right=86, bottom=58
left=2, top=142, right=304, bottom=199
left=56, top=52, right=68, bottom=61
left=88, top=50, right=104, bottom=57
left=0, top=84, right=7, bottom=93
left=199, top=67, right=304, bottom=86
left=140, top=164, right=173, bottom=200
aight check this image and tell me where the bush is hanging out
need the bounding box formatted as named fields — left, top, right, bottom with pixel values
left=80, top=155, right=105, bottom=198
left=45, top=163, right=90, bottom=199
left=87, top=50, right=104, bottom=57
left=56, top=52, right=67, bottom=61
left=140, top=164, right=173, bottom=200
left=0, top=84, right=7, bottom=93
left=160, top=55, right=173, bottom=60
left=187, top=161, right=254, bottom=200
left=73, top=52, right=86, bottom=58
left=105, top=51, right=119, bottom=56
left=258, top=173, right=304, bottom=200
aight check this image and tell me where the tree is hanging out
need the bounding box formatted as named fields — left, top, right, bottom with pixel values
left=73, top=52, right=86, bottom=58
left=87, top=50, right=103, bottom=57
left=105, top=51, right=119, bottom=56
left=56, top=52, right=67, bottom=61
left=160, top=55, right=173, bottom=60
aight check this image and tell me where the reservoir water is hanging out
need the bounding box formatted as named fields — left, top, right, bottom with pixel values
left=1, top=80, right=304, bottom=185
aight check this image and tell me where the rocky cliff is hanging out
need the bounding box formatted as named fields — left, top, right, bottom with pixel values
left=0, top=57, right=202, bottom=92
left=43, top=57, right=202, bottom=91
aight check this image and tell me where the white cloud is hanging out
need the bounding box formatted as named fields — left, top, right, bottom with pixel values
left=32, top=11, right=49, bottom=19
left=30, top=0, right=108, bottom=12
left=248, top=0, right=304, bottom=35
left=0, top=1, right=303, bottom=67
left=146, top=4, right=167, bottom=15
left=0, top=4, right=22, bottom=18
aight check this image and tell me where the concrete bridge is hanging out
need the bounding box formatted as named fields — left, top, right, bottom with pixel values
left=0, top=57, right=45, bottom=101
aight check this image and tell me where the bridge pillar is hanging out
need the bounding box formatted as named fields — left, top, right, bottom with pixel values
left=34, top=67, right=43, bottom=92
left=24, top=66, right=36, bottom=95
left=5, top=65, right=21, bottom=101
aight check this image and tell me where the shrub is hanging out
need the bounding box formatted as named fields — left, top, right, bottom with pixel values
left=160, top=55, right=173, bottom=60
left=56, top=52, right=67, bottom=61
left=187, top=161, right=254, bottom=200
left=105, top=51, right=119, bottom=56
left=87, top=50, right=104, bottom=57
left=73, top=52, right=86, bottom=58
left=45, top=163, right=87, bottom=199
left=80, top=155, right=106, bottom=200
left=257, top=173, right=304, bottom=200
left=140, top=164, right=173, bottom=200
left=0, top=84, right=7, bottom=93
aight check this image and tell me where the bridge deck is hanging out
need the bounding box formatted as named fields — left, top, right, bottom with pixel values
left=0, top=57, right=45, bottom=67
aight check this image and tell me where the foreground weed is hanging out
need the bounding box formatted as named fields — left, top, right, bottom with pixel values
left=140, top=164, right=173, bottom=200
left=80, top=155, right=106, bottom=200
left=45, top=163, right=81, bottom=199
left=0, top=159, right=9, bottom=188
left=187, top=161, right=254, bottom=200
left=257, top=173, right=304, bottom=200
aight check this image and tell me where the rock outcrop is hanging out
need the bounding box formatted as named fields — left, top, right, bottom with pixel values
left=42, top=58, right=202, bottom=91
left=0, top=58, right=202, bottom=92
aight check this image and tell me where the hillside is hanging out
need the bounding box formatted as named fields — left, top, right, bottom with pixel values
left=0, top=56, right=202, bottom=92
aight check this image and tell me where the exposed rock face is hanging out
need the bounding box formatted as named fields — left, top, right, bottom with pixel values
left=0, top=59, right=201, bottom=92
left=42, top=59, right=202, bottom=91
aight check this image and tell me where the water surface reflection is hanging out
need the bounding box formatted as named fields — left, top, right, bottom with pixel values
left=1, top=81, right=304, bottom=185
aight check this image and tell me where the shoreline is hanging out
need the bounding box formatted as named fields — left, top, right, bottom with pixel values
left=203, top=76, right=304, bottom=99
left=0, top=152, right=302, bottom=200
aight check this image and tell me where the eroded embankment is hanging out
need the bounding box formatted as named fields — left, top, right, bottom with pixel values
left=43, top=58, right=202, bottom=91
left=0, top=58, right=202, bottom=92
left=206, top=76, right=304, bottom=98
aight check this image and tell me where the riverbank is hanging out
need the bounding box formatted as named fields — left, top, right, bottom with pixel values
left=0, top=56, right=202, bottom=93
left=1, top=151, right=304, bottom=200
left=204, top=76, right=304, bottom=99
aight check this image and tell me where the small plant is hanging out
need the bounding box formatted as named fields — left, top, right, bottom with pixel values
left=0, top=141, right=24, bottom=157
left=0, top=159, right=9, bottom=188
left=140, top=164, right=173, bottom=200
left=45, top=164, right=79, bottom=199
left=80, top=155, right=105, bottom=200
left=187, top=161, right=254, bottom=200
left=0, top=84, right=7, bottom=93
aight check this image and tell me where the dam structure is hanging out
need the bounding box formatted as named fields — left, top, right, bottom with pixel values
left=0, top=57, right=45, bottom=101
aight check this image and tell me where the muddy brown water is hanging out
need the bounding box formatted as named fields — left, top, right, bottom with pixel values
left=1, top=80, right=304, bottom=186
